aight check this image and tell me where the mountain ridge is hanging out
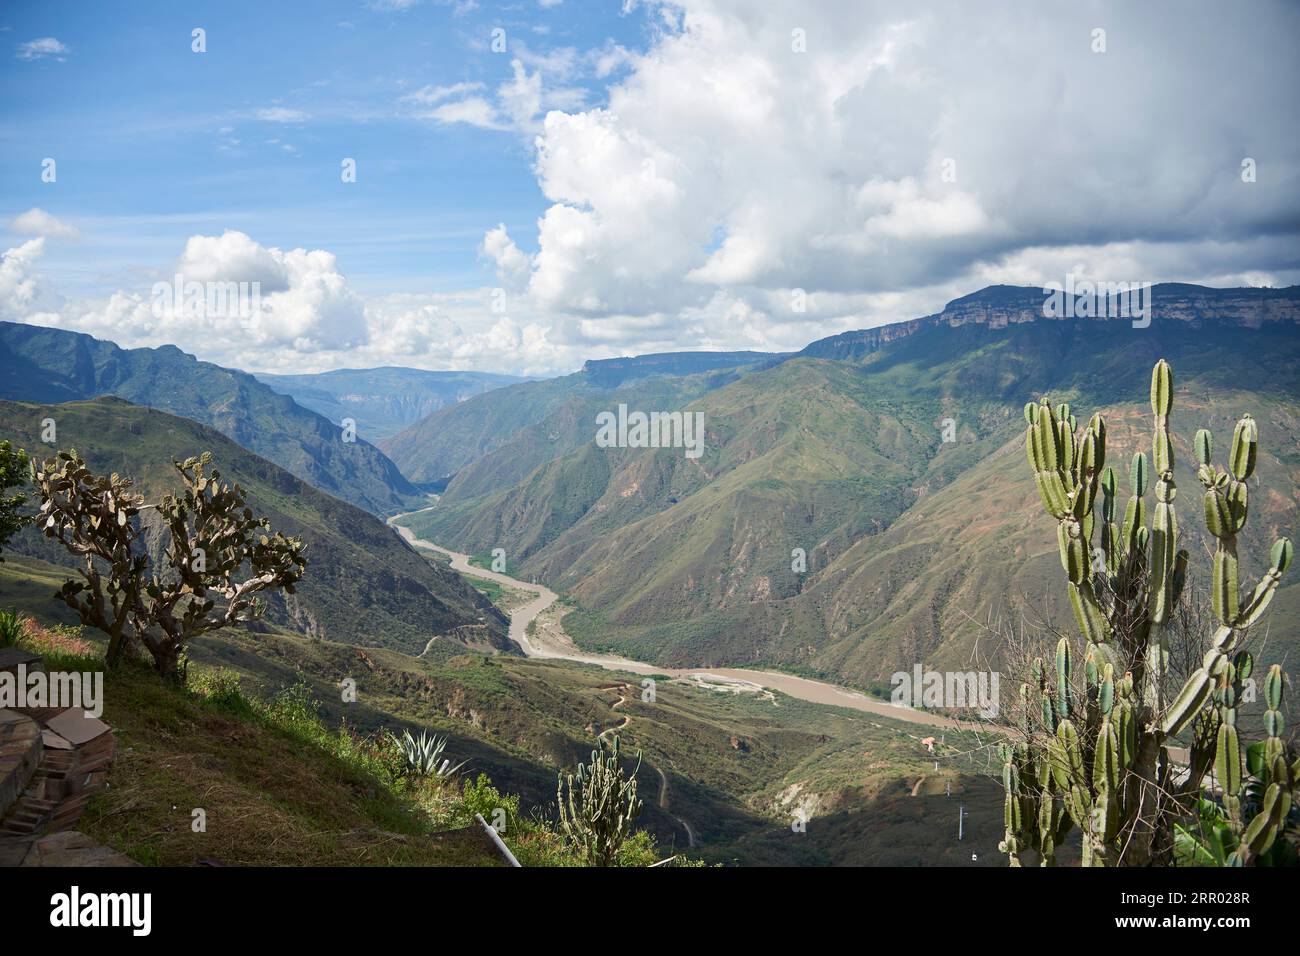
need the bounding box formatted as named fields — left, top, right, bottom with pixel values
left=0, top=321, right=420, bottom=515
left=255, top=365, right=526, bottom=440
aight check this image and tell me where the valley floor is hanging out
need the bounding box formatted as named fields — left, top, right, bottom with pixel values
left=389, top=507, right=987, bottom=733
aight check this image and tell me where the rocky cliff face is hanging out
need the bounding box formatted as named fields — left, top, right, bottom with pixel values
left=938, top=283, right=1300, bottom=330
left=798, top=283, right=1300, bottom=361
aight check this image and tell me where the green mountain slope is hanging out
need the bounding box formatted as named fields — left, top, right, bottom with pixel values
left=0, top=397, right=509, bottom=655
left=0, top=321, right=419, bottom=515
left=397, top=285, right=1300, bottom=687
left=256, top=366, right=525, bottom=440
left=380, top=356, right=764, bottom=489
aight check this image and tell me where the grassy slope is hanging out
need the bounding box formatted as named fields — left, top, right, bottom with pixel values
left=76, top=657, right=504, bottom=866
left=0, top=398, right=509, bottom=655
left=0, top=320, right=418, bottom=515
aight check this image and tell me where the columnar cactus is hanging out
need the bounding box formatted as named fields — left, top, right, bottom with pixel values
left=557, top=734, right=643, bottom=867
left=1000, top=360, right=1297, bottom=866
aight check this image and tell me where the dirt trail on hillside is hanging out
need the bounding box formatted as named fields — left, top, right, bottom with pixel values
left=597, top=686, right=630, bottom=741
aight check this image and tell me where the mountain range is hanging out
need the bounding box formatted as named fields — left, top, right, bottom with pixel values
left=0, top=321, right=419, bottom=515
left=255, top=366, right=525, bottom=441
left=3, top=282, right=1297, bottom=691
left=390, top=283, right=1300, bottom=688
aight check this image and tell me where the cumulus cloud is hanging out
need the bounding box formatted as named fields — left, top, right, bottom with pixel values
left=505, top=0, right=1300, bottom=345
left=0, top=232, right=368, bottom=363
left=8, top=208, right=80, bottom=239
left=17, top=37, right=68, bottom=61
left=0, top=233, right=578, bottom=375
left=481, top=224, right=533, bottom=290
left=0, top=239, right=53, bottom=320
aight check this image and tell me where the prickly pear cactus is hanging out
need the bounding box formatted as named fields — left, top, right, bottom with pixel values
left=1000, top=360, right=1296, bottom=866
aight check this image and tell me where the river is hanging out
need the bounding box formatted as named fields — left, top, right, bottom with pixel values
left=387, top=508, right=983, bottom=733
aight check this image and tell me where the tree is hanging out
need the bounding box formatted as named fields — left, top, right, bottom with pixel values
left=33, top=449, right=306, bottom=678
left=34, top=450, right=145, bottom=662
left=557, top=735, right=643, bottom=866
left=997, top=360, right=1296, bottom=866
left=0, top=439, right=29, bottom=560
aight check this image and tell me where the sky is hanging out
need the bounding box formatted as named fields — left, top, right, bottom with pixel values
left=1, top=0, right=1298, bottom=377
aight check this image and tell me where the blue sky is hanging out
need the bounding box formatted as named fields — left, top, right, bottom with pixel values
left=2, top=2, right=1297, bottom=376
left=0, top=1, right=648, bottom=297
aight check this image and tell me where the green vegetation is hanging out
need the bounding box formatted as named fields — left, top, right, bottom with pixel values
left=381, top=360, right=752, bottom=489
left=0, top=606, right=26, bottom=647
left=31, top=449, right=306, bottom=677
left=557, top=735, right=644, bottom=866
left=6, top=621, right=683, bottom=866
left=394, top=729, right=466, bottom=778
left=998, top=361, right=1298, bottom=866
left=0, top=438, right=28, bottom=559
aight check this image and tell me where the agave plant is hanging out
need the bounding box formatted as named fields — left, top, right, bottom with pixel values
left=0, top=607, right=28, bottom=648
left=394, top=728, right=467, bottom=778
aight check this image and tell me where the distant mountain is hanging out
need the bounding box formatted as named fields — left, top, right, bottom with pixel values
left=255, top=366, right=525, bottom=441
left=0, top=397, right=509, bottom=655
left=0, top=322, right=419, bottom=515
left=380, top=352, right=771, bottom=487
left=797, top=283, right=1300, bottom=362
left=580, top=350, right=785, bottom=388
left=394, top=283, right=1300, bottom=688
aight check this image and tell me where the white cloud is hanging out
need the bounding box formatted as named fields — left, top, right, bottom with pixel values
left=256, top=107, right=310, bottom=123
left=418, top=97, right=507, bottom=130
left=6, top=0, right=1299, bottom=378
left=480, top=224, right=533, bottom=290
left=17, top=37, right=68, bottom=61
left=0, top=239, right=53, bottom=320
left=406, top=50, right=586, bottom=134
left=8, top=208, right=80, bottom=240
left=0, top=233, right=575, bottom=375
left=501, top=0, right=1300, bottom=345
left=401, top=82, right=485, bottom=106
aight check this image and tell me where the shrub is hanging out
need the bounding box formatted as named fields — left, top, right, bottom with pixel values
left=189, top=668, right=256, bottom=718
left=0, top=607, right=27, bottom=647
